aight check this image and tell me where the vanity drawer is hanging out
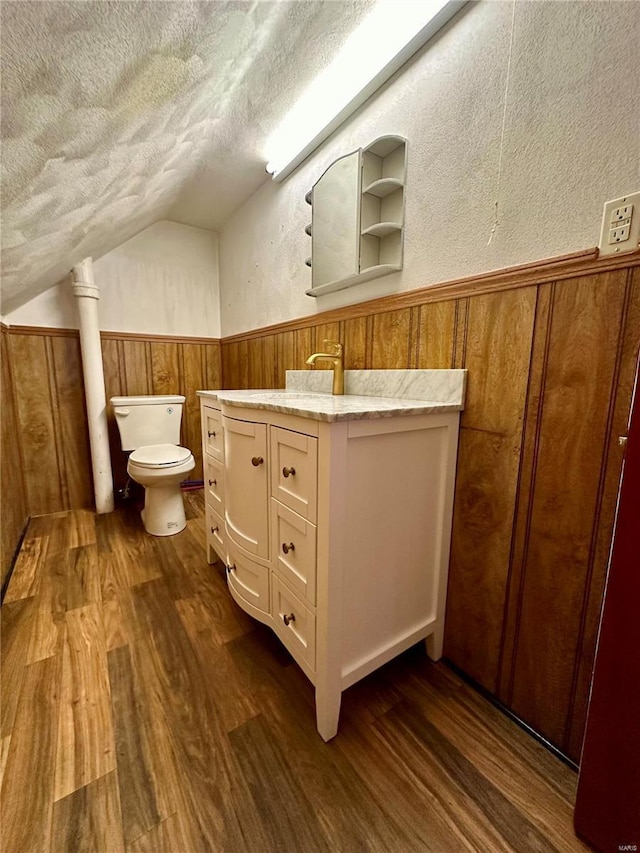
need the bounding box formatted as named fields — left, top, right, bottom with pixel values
left=271, top=574, right=316, bottom=672
left=205, top=454, right=224, bottom=514
left=226, top=546, right=269, bottom=616
left=202, top=405, right=224, bottom=461
left=271, top=500, right=317, bottom=605
left=270, top=427, right=317, bottom=522
left=206, top=505, right=226, bottom=562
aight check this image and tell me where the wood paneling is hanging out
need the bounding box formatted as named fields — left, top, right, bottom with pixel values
left=213, top=254, right=639, bottom=762
left=565, top=268, right=640, bottom=758
left=343, top=316, right=368, bottom=369
left=1, top=325, right=28, bottom=589
left=6, top=329, right=222, bottom=512
left=417, top=301, right=456, bottom=369
left=180, top=344, right=207, bottom=482
left=51, top=336, right=94, bottom=509
left=9, top=333, right=64, bottom=515
left=445, top=288, right=537, bottom=690
left=505, top=271, right=630, bottom=747
left=370, top=308, right=413, bottom=368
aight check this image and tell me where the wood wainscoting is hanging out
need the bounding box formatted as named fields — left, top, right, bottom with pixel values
left=221, top=251, right=640, bottom=763
left=4, top=328, right=222, bottom=516
left=1, top=324, right=29, bottom=589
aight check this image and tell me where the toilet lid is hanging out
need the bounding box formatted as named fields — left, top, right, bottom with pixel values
left=129, top=444, right=192, bottom=468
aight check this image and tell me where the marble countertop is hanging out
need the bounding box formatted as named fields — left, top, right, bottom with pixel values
left=198, top=389, right=460, bottom=422
left=198, top=369, right=466, bottom=423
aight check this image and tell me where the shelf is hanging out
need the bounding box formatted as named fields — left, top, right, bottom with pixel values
left=362, top=177, right=403, bottom=198
left=361, top=221, right=402, bottom=238
left=306, top=264, right=401, bottom=297
left=306, top=135, right=406, bottom=297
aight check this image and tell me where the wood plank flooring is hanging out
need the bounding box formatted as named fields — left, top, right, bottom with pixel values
left=1, top=492, right=589, bottom=852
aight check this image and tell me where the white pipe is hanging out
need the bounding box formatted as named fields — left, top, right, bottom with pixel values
left=72, top=257, right=114, bottom=514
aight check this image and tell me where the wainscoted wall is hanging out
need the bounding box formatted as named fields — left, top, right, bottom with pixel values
left=1, top=325, right=29, bottom=588
left=221, top=250, right=640, bottom=763
left=5, top=328, right=222, bottom=517
left=4, top=250, right=638, bottom=763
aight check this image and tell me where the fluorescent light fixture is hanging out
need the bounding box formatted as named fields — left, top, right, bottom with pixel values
left=264, top=0, right=466, bottom=181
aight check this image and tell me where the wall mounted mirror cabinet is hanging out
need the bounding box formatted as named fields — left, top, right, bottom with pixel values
left=305, top=135, right=407, bottom=298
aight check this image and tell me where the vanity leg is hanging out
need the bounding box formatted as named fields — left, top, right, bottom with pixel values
left=425, top=624, right=444, bottom=661
left=315, top=684, right=342, bottom=742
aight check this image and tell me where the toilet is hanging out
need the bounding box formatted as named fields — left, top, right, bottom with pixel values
left=110, top=395, right=195, bottom=536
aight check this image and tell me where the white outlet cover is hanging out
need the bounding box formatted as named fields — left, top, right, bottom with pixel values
left=599, top=191, right=640, bottom=257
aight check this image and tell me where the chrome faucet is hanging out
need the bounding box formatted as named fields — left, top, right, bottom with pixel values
left=306, top=340, right=344, bottom=395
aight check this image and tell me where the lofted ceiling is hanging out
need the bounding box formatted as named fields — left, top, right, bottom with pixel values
left=0, top=0, right=375, bottom=314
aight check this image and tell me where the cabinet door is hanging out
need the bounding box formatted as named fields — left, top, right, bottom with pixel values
left=227, top=546, right=269, bottom=616
left=205, top=504, right=226, bottom=563
left=204, top=454, right=224, bottom=515
left=311, top=149, right=360, bottom=289
left=202, top=405, right=223, bottom=461
left=271, top=574, right=316, bottom=672
left=223, top=416, right=269, bottom=558
left=271, top=499, right=317, bottom=605
left=270, top=427, right=318, bottom=522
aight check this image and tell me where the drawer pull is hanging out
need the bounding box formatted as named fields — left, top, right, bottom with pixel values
left=282, top=542, right=295, bottom=554
left=210, top=525, right=218, bottom=534
left=208, top=478, right=217, bottom=487
left=226, top=563, right=236, bottom=574
left=208, top=430, right=216, bottom=438
left=282, top=466, right=296, bottom=478
left=283, top=613, right=296, bottom=626
left=251, top=456, right=264, bottom=466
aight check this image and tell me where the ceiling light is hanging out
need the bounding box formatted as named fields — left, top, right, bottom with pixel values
left=264, top=0, right=466, bottom=181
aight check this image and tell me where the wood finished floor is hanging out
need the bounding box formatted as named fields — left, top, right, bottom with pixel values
left=1, top=491, right=589, bottom=853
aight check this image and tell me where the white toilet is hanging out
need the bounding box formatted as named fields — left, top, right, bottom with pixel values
left=110, top=395, right=195, bottom=536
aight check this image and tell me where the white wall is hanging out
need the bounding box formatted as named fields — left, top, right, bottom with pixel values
left=6, top=220, right=221, bottom=337
left=219, top=1, right=640, bottom=337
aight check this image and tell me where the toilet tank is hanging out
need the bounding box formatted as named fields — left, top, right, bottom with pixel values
left=110, top=395, right=185, bottom=450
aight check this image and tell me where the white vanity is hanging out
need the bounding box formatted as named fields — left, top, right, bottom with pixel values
left=198, top=369, right=466, bottom=741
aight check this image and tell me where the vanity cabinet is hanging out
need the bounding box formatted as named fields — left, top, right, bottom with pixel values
left=200, top=395, right=460, bottom=741
left=201, top=401, right=227, bottom=564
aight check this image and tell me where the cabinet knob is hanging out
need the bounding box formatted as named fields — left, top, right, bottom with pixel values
left=282, top=542, right=295, bottom=555
left=619, top=435, right=628, bottom=446
left=282, top=466, right=296, bottom=478
left=251, top=456, right=264, bottom=466
left=283, top=613, right=295, bottom=626
left=226, top=563, right=236, bottom=574
left=209, top=478, right=217, bottom=487
left=208, top=430, right=216, bottom=438
left=210, top=526, right=218, bottom=534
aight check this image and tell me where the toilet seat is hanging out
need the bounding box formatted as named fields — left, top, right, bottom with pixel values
left=129, top=444, right=193, bottom=468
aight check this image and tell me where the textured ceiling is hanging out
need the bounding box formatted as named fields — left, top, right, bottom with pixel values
left=0, top=0, right=375, bottom=313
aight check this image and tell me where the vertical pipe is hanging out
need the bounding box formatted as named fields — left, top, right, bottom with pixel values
left=72, top=257, right=114, bottom=513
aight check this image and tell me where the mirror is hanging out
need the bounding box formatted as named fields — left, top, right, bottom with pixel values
left=311, top=151, right=360, bottom=289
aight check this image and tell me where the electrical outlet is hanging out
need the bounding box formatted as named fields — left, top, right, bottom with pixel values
left=599, top=191, right=640, bottom=257
left=610, top=204, right=633, bottom=224
left=609, top=224, right=631, bottom=244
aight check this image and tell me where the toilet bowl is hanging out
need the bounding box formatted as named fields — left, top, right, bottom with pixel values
left=127, top=443, right=195, bottom=536
left=110, top=395, right=195, bottom=537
